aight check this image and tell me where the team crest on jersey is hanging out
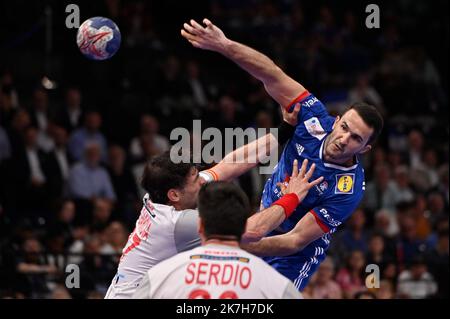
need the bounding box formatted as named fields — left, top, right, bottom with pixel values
left=335, top=174, right=354, bottom=194
left=304, top=117, right=327, bottom=140
left=315, top=180, right=328, bottom=195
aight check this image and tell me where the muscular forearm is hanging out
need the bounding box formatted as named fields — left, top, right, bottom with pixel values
left=241, top=205, right=286, bottom=243
left=242, top=233, right=304, bottom=257
left=213, top=133, right=277, bottom=181
left=221, top=40, right=281, bottom=84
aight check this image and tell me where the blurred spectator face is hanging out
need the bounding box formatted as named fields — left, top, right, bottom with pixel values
left=93, top=199, right=112, bottom=223
left=24, top=127, right=38, bottom=148
left=23, top=238, right=42, bottom=263
left=316, top=257, right=335, bottom=284
left=84, top=143, right=101, bottom=166
left=59, top=200, right=75, bottom=223
left=85, top=112, right=102, bottom=131
left=410, top=262, right=427, bottom=279
left=375, top=210, right=391, bottom=234
left=106, top=221, right=128, bottom=248
left=348, top=250, right=365, bottom=271
left=72, top=225, right=89, bottom=241
left=140, top=135, right=158, bottom=158
left=84, top=236, right=101, bottom=254
left=372, top=148, right=386, bottom=165
left=52, top=126, right=68, bottom=148
left=51, top=286, right=72, bottom=299
left=428, top=193, right=445, bottom=214
left=140, top=115, right=159, bottom=134
left=400, top=215, right=417, bottom=240
left=424, top=149, right=438, bottom=168
left=33, top=88, right=48, bottom=111
left=383, top=263, right=397, bottom=281
left=219, top=95, right=237, bottom=121
left=408, top=130, right=423, bottom=152
left=186, top=60, right=200, bottom=79
left=376, top=280, right=394, bottom=299
left=66, top=88, right=81, bottom=109
left=12, top=110, right=31, bottom=131
left=375, top=165, right=391, bottom=188
left=349, top=208, right=365, bottom=231
left=394, top=166, right=410, bottom=188
left=109, top=145, right=126, bottom=171
left=388, top=151, right=403, bottom=168
left=256, top=111, right=273, bottom=129
left=164, top=55, right=180, bottom=79
left=368, top=235, right=384, bottom=255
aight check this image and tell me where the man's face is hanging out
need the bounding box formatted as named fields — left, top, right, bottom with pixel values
left=324, top=109, right=374, bottom=164
left=177, top=168, right=206, bottom=210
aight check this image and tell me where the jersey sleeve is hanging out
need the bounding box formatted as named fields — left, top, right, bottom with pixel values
left=132, top=272, right=151, bottom=299
left=309, top=192, right=364, bottom=233
left=286, top=91, right=332, bottom=125
left=281, top=282, right=304, bottom=299
left=174, top=209, right=201, bottom=253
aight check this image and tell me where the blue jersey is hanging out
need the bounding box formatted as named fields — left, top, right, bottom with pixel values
left=261, top=91, right=365, bottom=291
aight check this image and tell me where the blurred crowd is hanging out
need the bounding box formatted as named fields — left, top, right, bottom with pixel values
left=0, top=0, right=448, bottom=298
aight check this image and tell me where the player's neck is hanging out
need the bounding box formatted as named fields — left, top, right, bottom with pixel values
left=203, top=236, right=240, bottom=247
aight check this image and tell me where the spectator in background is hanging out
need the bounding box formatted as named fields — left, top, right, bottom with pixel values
left=129, top=114, right=169, bottom=161
left=407, top=130, right=425, bottom=170
left=397, top=255, right=437, bottom=299
left=6, top=109, right=31, bottom=156
left=68, top=111, right=108, bottom=162
left=13, top=126, right=49, bottom=218
left=364, top=164, right=397, bottom=212
left=68, top=142, right=116, bottom=203
left=348, top=73, right=385, bottom=115
left=427, top=192, right=446, bottom=229
left=14, top=238, right=58, bottom=298
left=48, top=285, right=72, bottom=299
left=0, top=124, right=11, bottom=162
left=331, top=208, right=369, bottom=265
left=100, top=221, right=128, bottom=263
left=55, top=87, right=84, bottom=133
left=47, top=200, right=76, bottom=249
left=184, top=60, right=211, bottom=110
left=307, top=257, right=342, bottom=299
left=335, top=250, right=367, bottom=298
left=107, top=145, right=138, bottom=225
left=375, top=279, right=395, bottom=299
left=366, top=233, right=395, bottom=276
left=45, top=125, right=72, bottom=200
left=374, top=209, right=399, bottom=237
left=395, top=213, right=429, bottom=268
left=425, top=229, right=449, bottom=298
left=91, top=199, right=113, bottom=233
left=28, top=87, right=53, bottom=152
left=388, top=165, right=415, bottom=205
left=132, top=135, right=160, bottom=198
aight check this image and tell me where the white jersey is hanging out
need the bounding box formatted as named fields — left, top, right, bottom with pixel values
left=105, top=194, right=201, bottom=298
left=133, top=244, right=302, bottom=299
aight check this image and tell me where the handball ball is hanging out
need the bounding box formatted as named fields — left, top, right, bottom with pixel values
left=76, top=17, right=121, bottom=61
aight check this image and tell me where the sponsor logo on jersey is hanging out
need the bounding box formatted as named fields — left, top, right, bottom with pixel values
left=335, top=173, right=355, bottom=194
left=304, top=117, right=327, bottom=140
left=296, top=143, right=305, bottom=156
left=318, top=208, right=342, bottom=227
left=302, top=96, right=319, bottom=108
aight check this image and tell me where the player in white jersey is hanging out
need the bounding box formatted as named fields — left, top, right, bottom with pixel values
left=133, top=181, right=302, bottom=299
left=105, top=107, right=322, bottom=298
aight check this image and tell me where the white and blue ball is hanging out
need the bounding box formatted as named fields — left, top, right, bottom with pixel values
left=76, top=17, right=121, bottom=61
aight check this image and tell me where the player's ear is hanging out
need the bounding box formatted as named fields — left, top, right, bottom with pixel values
left=332, top=116, right=340, bottom=129
left=167, top=189, right=180, bottom=203
left=359, top=144, right=372, bottom=155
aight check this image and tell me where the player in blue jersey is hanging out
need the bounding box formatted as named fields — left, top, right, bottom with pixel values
left=181, top=18, right=384, bottom=290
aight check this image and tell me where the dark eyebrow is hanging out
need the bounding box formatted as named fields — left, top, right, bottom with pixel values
left=343, top=121, right=363, bottom=142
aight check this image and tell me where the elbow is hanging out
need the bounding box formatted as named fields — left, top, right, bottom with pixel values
left=291, top=235, right=308, bottom=253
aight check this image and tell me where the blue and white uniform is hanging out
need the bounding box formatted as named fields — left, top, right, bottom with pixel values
left=261, top=91, right=366, bottom=291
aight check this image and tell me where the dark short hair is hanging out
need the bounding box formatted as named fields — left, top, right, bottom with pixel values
left=198, top=182, right=251, bottom=241
left=344, top=102, right=384, bottom=145
left=140, top=151, right=196, bottom=204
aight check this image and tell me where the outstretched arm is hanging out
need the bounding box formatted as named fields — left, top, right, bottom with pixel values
left=181, top=19, right=307, bottom=109
left=242, top=159, right=323, bottom=243
left=242, top=211, right=325, bottom=256
left=202, top=103, right=300, bottom=182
